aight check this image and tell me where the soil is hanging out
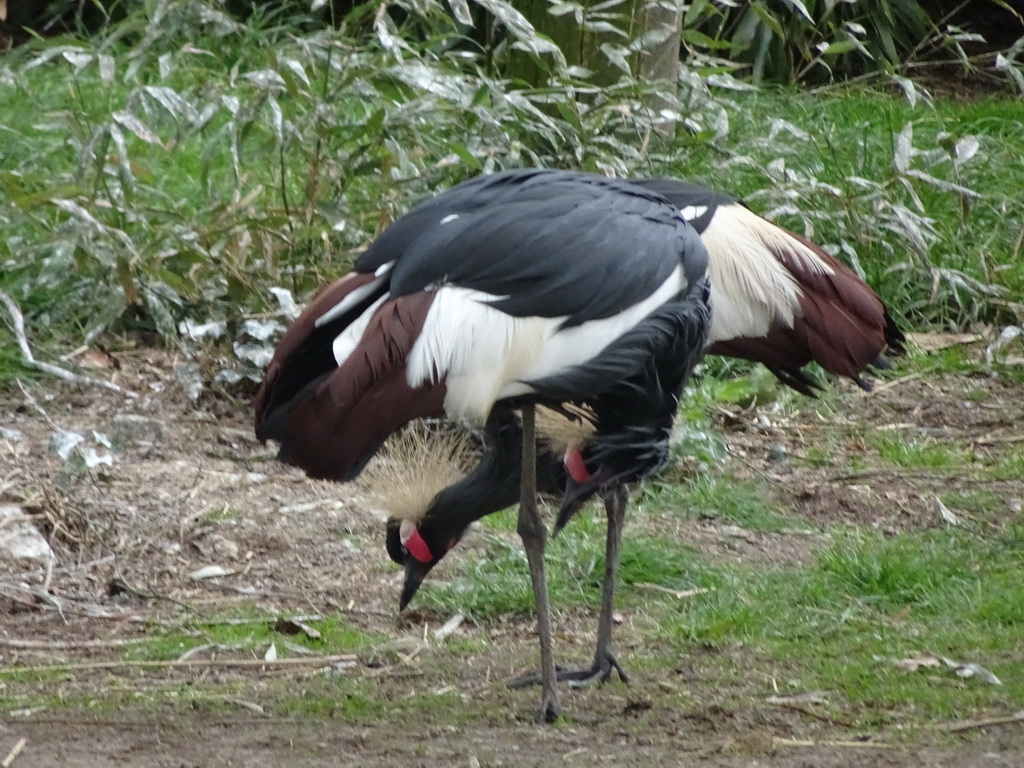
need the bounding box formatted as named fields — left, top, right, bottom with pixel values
left=2, top=348, right=1023, bottom=767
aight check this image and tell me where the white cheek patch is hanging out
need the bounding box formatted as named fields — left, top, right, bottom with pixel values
left=399, top=518, right=417, bottom=544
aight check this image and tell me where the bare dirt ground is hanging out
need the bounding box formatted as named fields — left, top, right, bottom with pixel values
left=1, top=348, right=1023, bottom=767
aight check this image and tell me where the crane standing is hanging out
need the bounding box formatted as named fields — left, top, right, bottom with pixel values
left=370, top=175, right=905, bottom=693
left=255, top=168, right=713, bottom=722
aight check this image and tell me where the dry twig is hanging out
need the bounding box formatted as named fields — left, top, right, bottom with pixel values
left=1, top=738, right=26, bottom=768
left=771, top=701, right=856, bottom=728
left=0, top=582, right=139, bottom=620
left=0, top=637, right=148, bottom=651
left=869, top=372, right=922, bottom=394
left=938, top=710, right=1024, bottom=733
left=0, top=654, right=358, bottom=676
left=772, top=737, right=893, bottom=748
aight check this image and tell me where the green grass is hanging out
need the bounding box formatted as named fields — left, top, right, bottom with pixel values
left=419, top=513, right=720, bottom=620
left=417, top=509, right=1024, bottom=727
left=648, top=526, right=1024, bottom=720
left=167, top=612, right=384, bottom=658
left=644, top=473, right=799, bottom=532
left=864, top=432, right=971, bottom=469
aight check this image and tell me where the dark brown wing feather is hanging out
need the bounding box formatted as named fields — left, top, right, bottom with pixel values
left=709, top=226, right=905, bottom=392
left=254, top=272, right=381, bottom=438
left=276, top=292, right=447, bottom=481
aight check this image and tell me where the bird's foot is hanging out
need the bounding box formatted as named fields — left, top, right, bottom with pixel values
left=535, top=689, right=561, bottom=724
left=508, top=650, right=629, bottom=690
left=561, top=650, right=629, bottom=688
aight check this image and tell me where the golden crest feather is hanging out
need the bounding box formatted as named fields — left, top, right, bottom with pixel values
left=357, top=420, right=478, bottom=523
left=535, top=404, right=596, bottom=456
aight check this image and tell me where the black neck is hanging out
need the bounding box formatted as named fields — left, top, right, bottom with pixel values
left=420, top=405, right=565, bottom=544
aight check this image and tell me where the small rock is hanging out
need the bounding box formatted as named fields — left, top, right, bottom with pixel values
left=104, top=414, right=165, bottom=446
left=0, top=427, right=23, bottom=441
left=49, top=430, right=85, bottom=460
left=767, top=443, right=788, bottom=464
left=175, top=363, right=205, bottom=401
left=210, top=535, right=240, bottom=560
left=0, top=506, right=55, bottom=565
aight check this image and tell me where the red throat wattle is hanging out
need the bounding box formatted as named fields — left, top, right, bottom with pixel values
left=564, top=448, right=592, bottom=483
left=402, top=526, right=433, bottom=563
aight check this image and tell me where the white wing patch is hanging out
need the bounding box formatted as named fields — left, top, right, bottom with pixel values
left=405, top=288, right=547, bottom=423
left=508, top=264, right=686, bottom=393
left=680, top=205, right=708, bottom=221
left=702, top=205, right=833, bottom=344
left=331, top=292, right=389, bottom=367
left=315, top=271, right=389, bottom=328
left=406, top=265, right=688, bottom=425
left=439, top=214, right=460, bottom=225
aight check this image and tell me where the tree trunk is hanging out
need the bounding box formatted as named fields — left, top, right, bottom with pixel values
left=507, top=0, right=683, bottom=131
left=635, top=0, right=684, bottom=130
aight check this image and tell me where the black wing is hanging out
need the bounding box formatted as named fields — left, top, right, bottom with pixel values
left=356, top=169, right=706, bottom=327
left=627, top=178, right=738, bottom=234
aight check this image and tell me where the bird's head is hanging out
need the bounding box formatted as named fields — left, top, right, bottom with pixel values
left=385, top=517, right=467, bottom=609
left=358, top=420, right=478, bottom=610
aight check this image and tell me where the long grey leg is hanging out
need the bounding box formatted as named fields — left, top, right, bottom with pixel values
left=568, top=483, right=629, bottom=686
left=510, top=483, right=630, bottom=689
left=514, top=404, right=561, bottom=723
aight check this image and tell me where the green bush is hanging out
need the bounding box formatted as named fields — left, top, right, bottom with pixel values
left=683, top=0, right=937, bottom=83
left=0, top=0, right=698, bottom=353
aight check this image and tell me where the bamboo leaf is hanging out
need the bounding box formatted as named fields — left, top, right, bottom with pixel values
left=893, top=122, right=913, bottom=175
left=448, top=0, right=473, bottom=25
left=112, top=111, right=165, bottom=148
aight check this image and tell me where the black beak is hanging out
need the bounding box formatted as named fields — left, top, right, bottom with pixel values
left=399, top=557, right=435, bottom=610
left=553, top=474, right=599, bottom=536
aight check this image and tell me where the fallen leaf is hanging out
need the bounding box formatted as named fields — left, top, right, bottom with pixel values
left=935, top=497, right=961, bottom=526
left=433, top=612, right=464, bottom=642
left=941, top=657, right=1002, bottom=685
left=189, top=565, right=234, bottom=580
left=907, top=332, right=984, bottom=352
left=225, top=698, right=266, bottom=715
left=877, top=652, right=1001, bottom=684
left=984, top=325, right=1023, bottom=365
left=79, top=347, right=117, bottom=369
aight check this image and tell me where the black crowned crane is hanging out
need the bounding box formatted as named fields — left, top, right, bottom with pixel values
left=631, top=179, right=905, bottom=395
left=365, top=176, right=905, bottom=684
left=254, top=168, right=713, bottom=723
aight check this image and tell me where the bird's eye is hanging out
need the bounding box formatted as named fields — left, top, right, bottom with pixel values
left=401, top=545, right=409, bottom=556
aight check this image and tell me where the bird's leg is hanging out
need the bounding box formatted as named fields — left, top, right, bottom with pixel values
left=512, top=404, right=561, bottom=723
left=511, top=484, right=630, bottom=689
left=559, top=483, right=629, bottom=687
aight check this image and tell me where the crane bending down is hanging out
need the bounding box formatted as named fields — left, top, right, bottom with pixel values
left=254, top=169, right=713, bottom=722
left=372, top=176, right=906, bottom=684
